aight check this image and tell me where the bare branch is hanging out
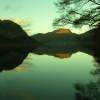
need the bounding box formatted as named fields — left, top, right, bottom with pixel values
left=89, top=0, right=100, bottom=5
left=54, top=0, right=100, bottom=28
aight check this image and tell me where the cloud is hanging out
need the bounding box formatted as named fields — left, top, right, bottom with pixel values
left=13, top=18, right=33, bottom=35
left=14, top=18, right=32, bottom=27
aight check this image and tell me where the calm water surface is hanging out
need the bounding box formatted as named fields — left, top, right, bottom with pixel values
left=0, top=52, right=94, bottom=100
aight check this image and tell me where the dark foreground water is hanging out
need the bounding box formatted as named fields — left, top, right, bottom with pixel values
left=0, top=52, right=96, bottom=100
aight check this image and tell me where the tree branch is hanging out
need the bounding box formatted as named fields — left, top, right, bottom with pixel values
left=89, top=0, right=100, bottom=5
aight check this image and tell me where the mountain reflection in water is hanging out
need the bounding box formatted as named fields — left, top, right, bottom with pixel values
left=0, top=20, right=99, bottom=71
left=0, top=20, right=100, bottom=100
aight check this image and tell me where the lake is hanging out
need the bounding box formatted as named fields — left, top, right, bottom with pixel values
left=0, top=52, right=95, bottom=100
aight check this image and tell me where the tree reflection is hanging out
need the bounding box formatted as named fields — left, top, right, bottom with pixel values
left=75, top=81, right=100, bottom=100
left=75, top=61, right=100, bottom=100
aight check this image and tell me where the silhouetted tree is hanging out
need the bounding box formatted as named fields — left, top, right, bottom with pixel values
left=53, top=0, right=100, bottom=28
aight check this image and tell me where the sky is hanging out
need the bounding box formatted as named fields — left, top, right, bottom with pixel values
left=0, top=0, right=58, bottom=35
left=0, top=0, right=90, bottom=36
